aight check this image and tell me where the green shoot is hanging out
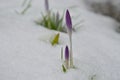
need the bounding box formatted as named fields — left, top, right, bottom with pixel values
left=62, top=64, right=67, bottom=73
left=51, top=33, right=60, bottom=45
left=35, top=12, right=66, bottom=32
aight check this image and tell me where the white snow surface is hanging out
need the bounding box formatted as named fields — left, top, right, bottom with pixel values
left=0, top=0, right=120, bottom=80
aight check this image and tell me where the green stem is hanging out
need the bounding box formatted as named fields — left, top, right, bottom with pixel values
left=65, top=60, right=69, bottom=69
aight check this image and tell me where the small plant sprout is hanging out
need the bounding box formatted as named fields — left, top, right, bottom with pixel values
left=66, top=9, right=74, bottom=68
left=51, top=33, right=60, bottom=46
left=65, top=46, right=69, bottom=69
left=35, top=0, right=66, bottom=32
left=35, top=11, right=65, bottom=32
left=62, top=64, right=67, bottom=73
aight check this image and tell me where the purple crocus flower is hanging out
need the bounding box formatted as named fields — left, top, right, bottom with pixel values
left=45, top=0, right=49, bottom=13
left=65, top=45, right=69, bottom=69
left=66, top=9, right=72, bottom=33
left=65, top=46, right=69, bottom=60
left=66, top=9, right=74, bottom=68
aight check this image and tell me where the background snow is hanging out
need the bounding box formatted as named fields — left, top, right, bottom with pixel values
left=0, top=0, right=120, bottom=80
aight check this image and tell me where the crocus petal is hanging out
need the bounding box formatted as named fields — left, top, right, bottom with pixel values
left=66, top=9, right=72, bottom=33
left=65, top=46, right=69, bottom=60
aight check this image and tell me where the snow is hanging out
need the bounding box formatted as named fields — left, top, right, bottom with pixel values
left=0, top=0, right=120, bottom=80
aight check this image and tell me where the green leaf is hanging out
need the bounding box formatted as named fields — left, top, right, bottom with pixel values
left=62, top=64, right=67, bottom=73
left=35, top=11, right=66, bottom=32
left=51, top=33, right=60, bottom=45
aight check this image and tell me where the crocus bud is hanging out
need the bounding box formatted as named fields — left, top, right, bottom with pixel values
left=65, top=46, right=69, bottom=60
left=65, top=45, right=69, bottom=69
left=66, top=9, right=74, bottom=68
left=45, top=0, right=49, bottom=13
left=66, top=9, right=72, bottom=34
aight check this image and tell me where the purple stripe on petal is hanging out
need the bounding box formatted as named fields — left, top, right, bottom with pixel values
left=66, top=9, right=72, bottom=32
left=65, top=46, right=69, bottom=60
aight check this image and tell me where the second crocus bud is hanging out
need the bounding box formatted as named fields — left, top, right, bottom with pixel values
left=65, top=45, right=69, bottom=69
